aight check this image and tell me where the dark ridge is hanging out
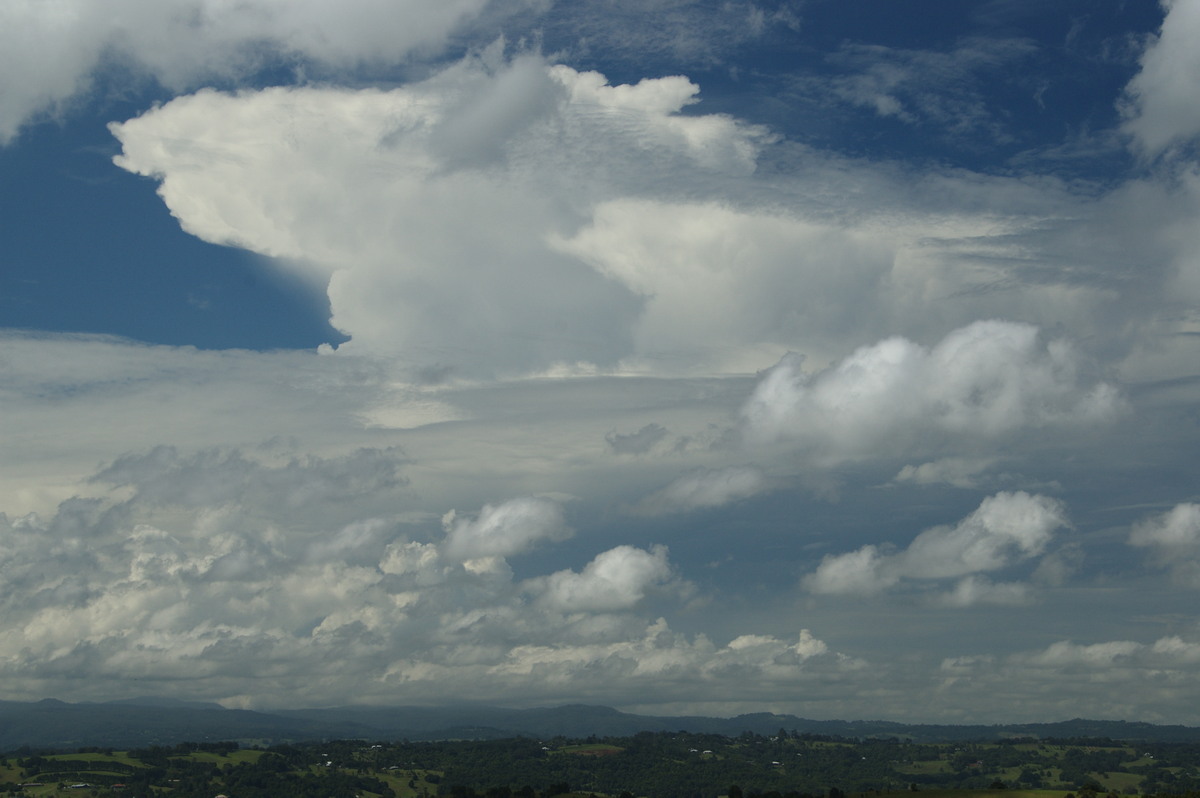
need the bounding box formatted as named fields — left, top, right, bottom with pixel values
left=3, top=699, right=1200, bottom=751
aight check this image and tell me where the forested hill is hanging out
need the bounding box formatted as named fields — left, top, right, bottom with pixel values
left=275, top=706, right=1200, bottom=745
left=3, top=699, right=1200, bottom=751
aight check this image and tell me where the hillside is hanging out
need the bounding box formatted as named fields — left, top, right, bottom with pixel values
left=4, top=699, right=1200, bottom=751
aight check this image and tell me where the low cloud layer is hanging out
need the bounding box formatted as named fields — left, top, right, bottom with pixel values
left=0, top=448, right=846, bottom=708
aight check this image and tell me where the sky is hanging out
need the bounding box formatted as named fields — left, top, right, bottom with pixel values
left=1, top=0, right=1199, bottom=725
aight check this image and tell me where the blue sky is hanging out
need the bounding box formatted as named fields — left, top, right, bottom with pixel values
left=2, top=0, right=1200, bottom=724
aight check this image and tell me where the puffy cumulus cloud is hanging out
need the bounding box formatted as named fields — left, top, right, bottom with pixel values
left=1129, top=503, right=1200, bottom=586
left=900, top=491, right=1067, bottom=579
left=0, top=0, right=531, bottom=144
left=633, top=466, right=769, bottom=515
left=440, top=497, right=569, bottom=562
left=1122, top=0, right=1200, bottom=158
left=1130, top=502, right=1200, bottom=550
left=805, top=492, right=1068, bottom=603
left=742, top=321, right=1122, bottom=454
left=523, top=545, right=679, bottom=612
left=109, top=55, right=771, bottom=378
left=804, top=545, right=895, bottom=598
left=0, top=440, right=861, bottom=708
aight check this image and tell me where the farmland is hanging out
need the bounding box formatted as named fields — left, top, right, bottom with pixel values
left=3, top=731, right=1200, bottom=798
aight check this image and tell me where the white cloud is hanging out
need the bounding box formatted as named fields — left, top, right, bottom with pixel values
left=1129, top=503, right=1200, bottom=586
left=933, top=576, right=1033, bottom=608
left=1122, top=0, right=1200, bottom=157
left=899, top=491, right=1067, bottom=579
left=742, top=320, right=1122, bottom=453
left=524, top=544, right=678, bottom=613
left=441, top=497, right=569, bottom=561
left=7, top=2, right=1200, bottom=722
left=550, top=200, right=892, bottom=374
left=1151, top=635, right=1200, bottom=663
left=470, top=620, right=854, bottom=707
left=805, top=492, right=1068, bottom=602
left=0, top=457, right=822, bottom=707
left=1130, top=502, right=1200, bottom=549
left=893, top=457, right=999, bottom=488
left=101, top=43, right=1200, bottom=388
left=109, top=57, right=772, bottom=377
left=804, top=544, right=897, bottom=597
left=0, top=0, right=526, bottom=144
left=924, top=634, right=1200, bottom=723
left=1024, top=639, right=1144, bottom=668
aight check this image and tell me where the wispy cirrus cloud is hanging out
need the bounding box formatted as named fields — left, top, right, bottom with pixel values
left=818, top=36, right=1038, bottom=141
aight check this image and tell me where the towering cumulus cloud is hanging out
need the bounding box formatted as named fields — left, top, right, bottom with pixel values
left=109, top=55, right=774, bottom=377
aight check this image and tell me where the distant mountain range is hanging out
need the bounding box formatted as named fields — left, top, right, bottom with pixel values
left=3, top=698, right=1200, bottom=751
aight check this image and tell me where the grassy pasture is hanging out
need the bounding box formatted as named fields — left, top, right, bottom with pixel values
left=44, top=752, right=141, bottom=767
left=173, top=747, right=266, bottom=765
left=558, top=744, right=625, bottom=756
